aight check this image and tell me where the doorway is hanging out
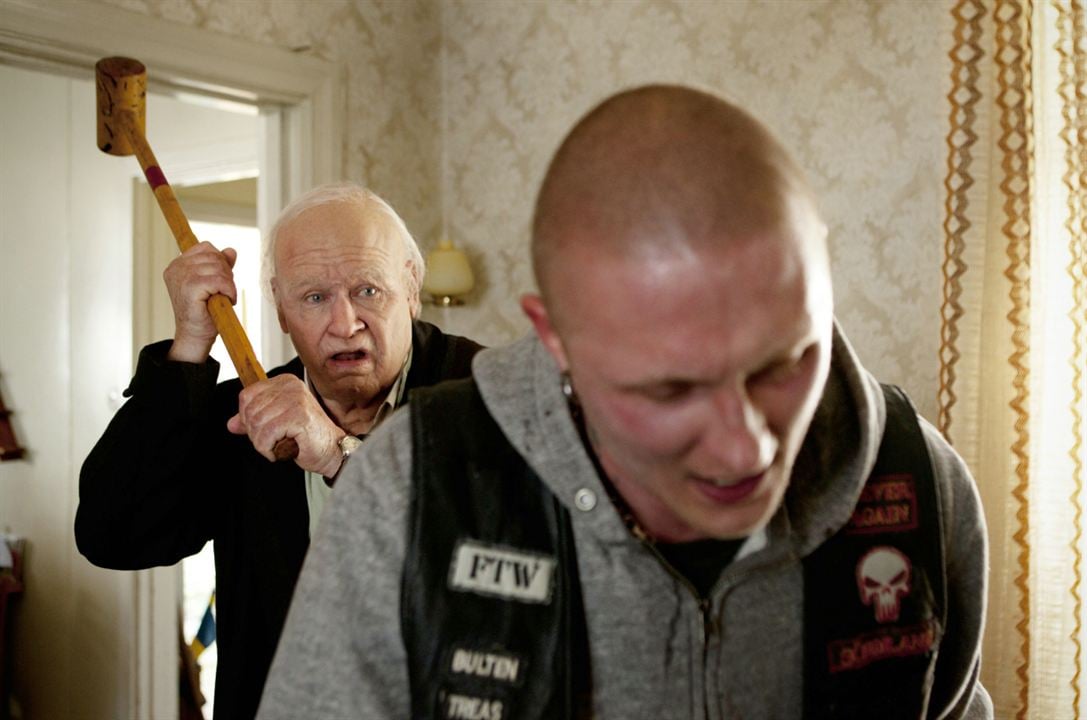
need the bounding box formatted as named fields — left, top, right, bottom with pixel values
left=132, top=107, right=262, bottom=719
left=0, top=61, right=261, bottom=720
left=141, top=174, right=265, bottom=720
left=0, top=4, right=337, bottom=716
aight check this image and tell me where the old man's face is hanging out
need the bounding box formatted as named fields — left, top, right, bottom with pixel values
left=272, top=202, right=415, bottom=411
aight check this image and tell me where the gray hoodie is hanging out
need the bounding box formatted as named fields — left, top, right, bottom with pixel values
left=258, top=326, right=992, bottom=719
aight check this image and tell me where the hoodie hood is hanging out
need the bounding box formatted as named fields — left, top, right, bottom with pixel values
left=785, top=319, right=886, bottom=557
left=472, top=320, right=886, bottom=556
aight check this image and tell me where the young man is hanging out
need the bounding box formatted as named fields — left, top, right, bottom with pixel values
left=259, top=88, right=991, bottom=719
left=76, top=183, right=482, bottom=720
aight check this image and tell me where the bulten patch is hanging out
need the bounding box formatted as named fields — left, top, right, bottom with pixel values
left=448, top=647, right=523, bottom=685
left=449, top=539, right=556, bottom=604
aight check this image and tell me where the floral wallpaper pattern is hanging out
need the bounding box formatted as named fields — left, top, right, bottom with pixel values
left=92, top=0, right=951, bottom=421
left=98, top=0, right=444, bottom=258
left=440, top=0, right=951, bottom=422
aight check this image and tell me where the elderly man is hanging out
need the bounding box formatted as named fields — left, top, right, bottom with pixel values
left=258, top=88, right=991, bottom=719
left=75, top=183, right=482, bottom=720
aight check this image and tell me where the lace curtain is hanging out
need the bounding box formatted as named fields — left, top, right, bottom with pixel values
left=940, top=0, right=1087, bottom=717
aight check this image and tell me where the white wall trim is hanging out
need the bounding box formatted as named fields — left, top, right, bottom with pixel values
left=2, top=0, right=325, bottom=102
left=181, top=198, right=258, bottom=227
left=155, top=139, right=260, bottom=189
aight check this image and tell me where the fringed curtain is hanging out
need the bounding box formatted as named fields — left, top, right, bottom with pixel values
left=940, top=0, right=1087, bottom=717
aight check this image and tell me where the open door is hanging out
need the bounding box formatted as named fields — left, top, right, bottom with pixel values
left=0, top=2, right=339, bottom=717
left=130, top=92, right=262, bottom=720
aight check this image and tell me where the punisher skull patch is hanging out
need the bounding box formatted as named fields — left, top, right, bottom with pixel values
left=823, top=545, right=935, bottom=674
left=856, top=546, right=911, bottom=623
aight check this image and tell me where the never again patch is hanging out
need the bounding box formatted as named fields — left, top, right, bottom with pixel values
left=846, top=473, right=919, bottom=534
left=449, top=540, right=556, bottom=603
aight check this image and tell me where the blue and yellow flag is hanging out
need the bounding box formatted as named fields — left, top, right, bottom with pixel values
left=190, top=590, right=216, bottom=659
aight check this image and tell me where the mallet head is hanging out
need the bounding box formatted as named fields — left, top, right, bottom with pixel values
left=95, top=56, right=147, bottom=157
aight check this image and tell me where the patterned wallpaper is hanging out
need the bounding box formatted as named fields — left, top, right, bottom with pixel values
left=92, top=0, right=951, bottom=421
left=437, top=0, right=951, bottom=423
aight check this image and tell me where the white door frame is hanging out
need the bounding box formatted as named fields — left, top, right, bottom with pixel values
left=0, top=1, right=341, bottom=717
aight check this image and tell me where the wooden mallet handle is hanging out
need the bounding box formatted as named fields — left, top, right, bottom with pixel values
left=95, top=57, right=298, bottom=462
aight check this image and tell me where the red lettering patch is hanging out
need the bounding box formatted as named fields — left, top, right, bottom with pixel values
left=827, top=622, right=936, bottom=673
left=846, top=474, right=918, bottom=534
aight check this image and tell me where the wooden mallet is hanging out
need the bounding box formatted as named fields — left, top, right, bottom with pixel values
left=95, top=56, right=298, bottom=461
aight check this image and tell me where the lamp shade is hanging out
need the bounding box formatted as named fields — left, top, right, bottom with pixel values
left=423, top=238, right=475, bottom=301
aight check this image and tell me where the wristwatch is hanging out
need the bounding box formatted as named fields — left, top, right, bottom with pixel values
left=338, top=434, right=363, bottom=460
left=325, top=434, right=364, bottom=487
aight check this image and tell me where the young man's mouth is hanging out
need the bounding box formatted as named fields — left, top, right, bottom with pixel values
left=692, top=472, right=765, bottom=504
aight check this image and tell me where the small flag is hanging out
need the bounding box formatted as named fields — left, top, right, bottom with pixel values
left=190, top=590, right=216, bottom=659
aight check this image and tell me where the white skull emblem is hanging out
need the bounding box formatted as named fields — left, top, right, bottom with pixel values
left=856, top=546, right=911, bottom=623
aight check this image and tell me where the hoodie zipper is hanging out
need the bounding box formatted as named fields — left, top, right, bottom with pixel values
left=629, top=524, right=721, bottom=642
left=635, top=534, right=717, bottom=718
left=638, top=536, right=798, bottom=719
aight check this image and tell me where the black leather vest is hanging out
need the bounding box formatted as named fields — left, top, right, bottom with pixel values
left=802, top=384, right=946, bottom=718
left=403, top=379, right=944, bottom=720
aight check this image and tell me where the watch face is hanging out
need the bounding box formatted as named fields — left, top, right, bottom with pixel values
left=340, top=435, right=364, bottom=456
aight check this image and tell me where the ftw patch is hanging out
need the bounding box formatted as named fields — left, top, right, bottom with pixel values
left=846, top=474, right=918, bottom=534
left=449, top=540, right=556, bottom=603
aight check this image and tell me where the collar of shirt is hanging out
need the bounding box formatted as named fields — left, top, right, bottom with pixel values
left=364, top=343, right=413, bottom=434
left=301, top=344, right=413, bottom=435
left=303, top=344, right=414, bottom=539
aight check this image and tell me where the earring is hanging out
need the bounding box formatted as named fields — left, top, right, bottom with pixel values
left=561, top=371, right=577, bottom=403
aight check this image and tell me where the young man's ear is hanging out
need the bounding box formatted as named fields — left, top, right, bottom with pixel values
left=520, top=293, right=568, bottom=372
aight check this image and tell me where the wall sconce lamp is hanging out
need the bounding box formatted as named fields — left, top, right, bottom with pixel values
left=423, top=238, right=475, bottom=306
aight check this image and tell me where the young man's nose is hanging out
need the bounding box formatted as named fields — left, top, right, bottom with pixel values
left=700, top=385, right=771, bottom=477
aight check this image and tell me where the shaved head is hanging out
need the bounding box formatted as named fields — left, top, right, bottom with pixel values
left=531, top=84, right=825, bottom=315
left=522, top=85, right=835, bottom=542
